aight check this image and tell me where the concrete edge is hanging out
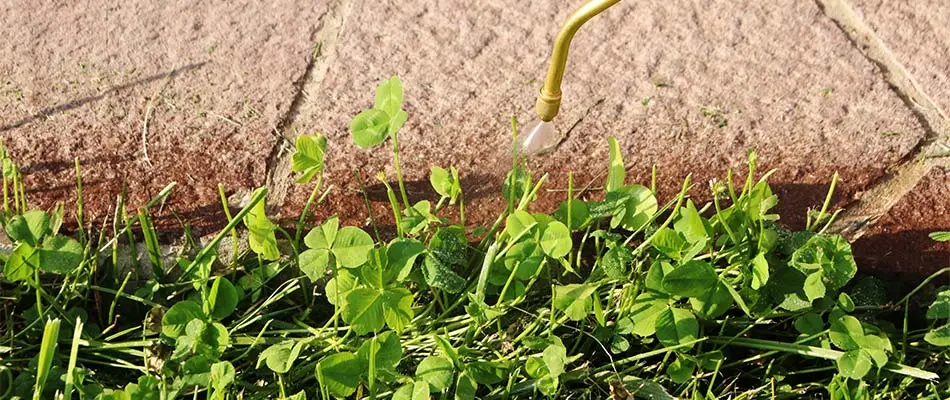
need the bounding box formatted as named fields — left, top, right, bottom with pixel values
left=816, top=0, right=950, bottom=241
left=265, top=0, right=354, bottom=209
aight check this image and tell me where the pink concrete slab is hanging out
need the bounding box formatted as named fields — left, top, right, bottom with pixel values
left=0, top=1, right=328, bottom=230
left=851, top=0, right=950, bottom=117
left=853, top=167, right=950, bottom=278
left=279, top=0, right=924, bottom=234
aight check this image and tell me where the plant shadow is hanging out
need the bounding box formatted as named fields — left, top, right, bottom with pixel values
left=0, top=62, right=207, bottom=132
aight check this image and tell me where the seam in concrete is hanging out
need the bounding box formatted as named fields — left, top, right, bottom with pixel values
left=816, top=0, right=950, bottom=241
left=552, top=97, right=606, bottom=153
left=263, top=0, right=353, bottom=210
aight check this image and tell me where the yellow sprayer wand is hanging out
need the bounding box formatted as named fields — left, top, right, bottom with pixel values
left=522, top=0, right=622, bottom=154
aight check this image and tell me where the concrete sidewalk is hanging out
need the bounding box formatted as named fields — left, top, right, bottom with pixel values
left=1, top=0, right=948, bottom=277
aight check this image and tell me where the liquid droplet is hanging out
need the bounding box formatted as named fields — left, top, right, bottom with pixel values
left=520, top=120, right=559, bottom=155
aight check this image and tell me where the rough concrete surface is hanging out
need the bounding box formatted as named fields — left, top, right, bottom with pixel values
left=0, top=1, right=327, bottom=229
left=853, top=166, right=950, bottom=278
left=1, top=0, right=948, bottom=276
left=277, top=0, right=923, bottom=234
left=850, top=0, right=950, bottom=122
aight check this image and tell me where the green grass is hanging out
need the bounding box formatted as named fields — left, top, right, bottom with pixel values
left=0, top=77, right=948, bottom=400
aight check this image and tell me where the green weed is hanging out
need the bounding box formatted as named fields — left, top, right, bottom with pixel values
left=0, top=77, right=948, bottom=400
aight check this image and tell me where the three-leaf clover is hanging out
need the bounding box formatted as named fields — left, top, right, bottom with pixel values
left=351, top=76, right=409, bottom=149
left=2, top=210, right=84, bottom=282
left=299, top=216, right=374, bottom=280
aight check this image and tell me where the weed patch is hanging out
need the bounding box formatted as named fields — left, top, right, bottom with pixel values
left=0, top=78, right=948, bottom=399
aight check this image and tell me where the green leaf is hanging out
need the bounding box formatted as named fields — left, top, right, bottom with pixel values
left=416, top=356, right=454, bottom=392
left=503, top=239, right=544, bottom=281
left=4, top=243, right=38, bottom=282
left=542, top=338, right=568, bottom=377
left=393, top=381, right=430, bottom=400
left=803, top=271, right=826, bottom=303
left=554, top=199, right=590, bottom=230
left=208, top=277, right=239, bottom=319
left=770, top=267, right=812, bottom=312
left=351, top=109, right=392, bottom=149
left=750, top=253, right=769, bottom=290
left=424, top=229, right=469, bottom=292
left=630, top=292, right=669, bottom=337
left=553, top=284, right=596, bottom=321
left=674, top=200, right=709, bottom=245
left=5, top=210, right=50, bottom=246
left=332, top=227, right=374, bottom=268
left=299, top=249, right=330, bottom=281
left=210, top=361, right=235, bottom=391
left=389, top=110, right=410, bottom=135
left=430, top=166, right=453, bottom=199
left=305, top=216, right=339, bottom=251
left=539, top=221, right=571, bottom=259
left=667, top=356, right=696, bottom=384
left=838, top=293, right=855, bottom=312
left=357, top=331, right=403, bottom=373
left=645, top=260, right=674, bottom=294
left=829, top=316, right=863, bottom=351
left=929, top=231, right=950, bottom=242
left=793, top=313, right=824, bottom=335
left=343, top=287, right=413, bottom=335
left=836, top=349, right=872, bottom=380
left=606, top=137, right=625, bottom=192
left=360, top=248, right=387, bottom=289
left=381, top=287, right=414, bottom=333
left=401, top=200, right=439, bottom=235
left=790, top=234, right=856, bottom=292
left=662, top=261, right=718, bottom=298
left=259, top=340, right=307, bottom=374
left=375, top=76, right=404, bottom=117
left=291, top=134, right=327, bottom=184
left=316, top=352, right=361, bottom=398
left=655, top=307, right=698, bottom=350
left=325, top=269, right=357, bottom=306
left=423, top=254, right=468, bottom=293
left=601, top=245, right=633, bottom=279
left=123, top=375, right=161, bottom=400
left=37, top=235, right=83, bottom=274
left=387, top=238, right=425, bottom=282
left=454, top=371, right=477, bottom=400
left=923, top=324, right=950, bottom=347
left=504, top=210, right=536, bottom=239
left=926, top=288, right=950, bottom=320
left=343, top=288, right=385, bottom=335
left=617, top=185, right=658, bottom=232
left=162, top=301, right=204, bottom=339
left=243, top=192, right=280, bottom=261
left=652, top=228, right=687, bottom=260
left=465, top=361, right=508, bottom=385
left=689, top=280, right=733, bottom=319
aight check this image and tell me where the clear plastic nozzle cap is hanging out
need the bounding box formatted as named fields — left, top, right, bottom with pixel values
left=519, top=120, right=559, bottom=155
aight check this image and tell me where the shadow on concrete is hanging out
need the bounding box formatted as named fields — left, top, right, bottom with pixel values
left=361, top=173, right=499, bottom=204
left=0, top=62, right=207, bottom=132
left=21, top=153, right=134, bottom=175
left=771, top=182, right=843, bottom=231
left=853, top=229, right=950, bottom=281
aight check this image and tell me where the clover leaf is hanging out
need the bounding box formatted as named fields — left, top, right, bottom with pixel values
left=316, top=352, right=361, bottom=398
left=242, top=190, right=280, bottom=261
left=291, top=134, right=327, bottom=184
